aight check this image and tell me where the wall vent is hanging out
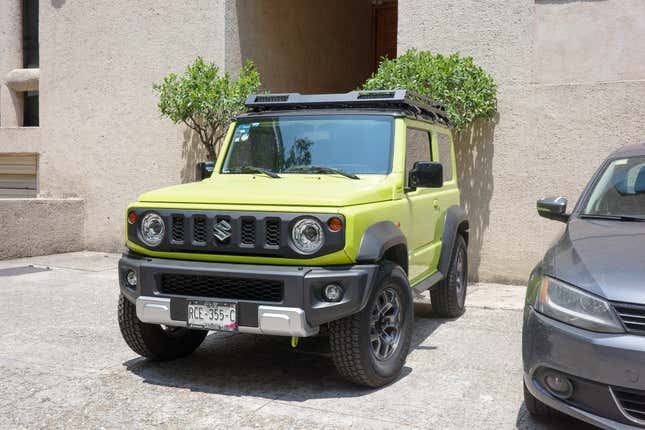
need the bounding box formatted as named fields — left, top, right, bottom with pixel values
left=0, top=153, right=37, bottom=198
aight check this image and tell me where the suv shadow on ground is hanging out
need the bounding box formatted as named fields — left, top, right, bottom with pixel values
left=122, top=301, right=449, bottom=401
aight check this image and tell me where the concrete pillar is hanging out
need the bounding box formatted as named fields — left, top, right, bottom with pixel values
left=0, top=0, right=23, bottom=128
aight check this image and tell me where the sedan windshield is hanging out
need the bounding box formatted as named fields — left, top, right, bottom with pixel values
left=583, top=156, right=645, bottom=218
left=221, top=115, right=394, bottom=176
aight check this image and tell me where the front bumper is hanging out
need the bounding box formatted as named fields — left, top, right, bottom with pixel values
left=119, top=252, right=378, bottom=337
left=523, top=306, right=645, bottom=429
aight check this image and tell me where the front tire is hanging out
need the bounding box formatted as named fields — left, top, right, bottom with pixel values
left=431, top=235, right=468, bottom=318
left=524, top=381, right=556, bottom=417
left=329, top=261, right=413, bottom=387
left=118, top=294, right=207, bottom=360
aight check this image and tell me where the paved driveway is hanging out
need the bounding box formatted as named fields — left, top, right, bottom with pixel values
left=0, top=252, right=594, bottom=429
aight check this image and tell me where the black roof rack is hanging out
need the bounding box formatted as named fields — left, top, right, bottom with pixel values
left=244, top=90, right=451, bottom=126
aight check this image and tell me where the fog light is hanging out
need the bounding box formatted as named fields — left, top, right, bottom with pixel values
left=544, top=371, right=573, bottom=399
left=323, top=284, right=343, bottom=302
left=126, top=270, right=137, bottom=287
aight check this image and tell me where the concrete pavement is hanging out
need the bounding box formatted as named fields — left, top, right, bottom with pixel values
left=0, top=252, right=595, bottom=429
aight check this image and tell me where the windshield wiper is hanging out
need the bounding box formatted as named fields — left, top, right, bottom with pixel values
left=285, top=165, right=359, bottom=180
left=580, top=214, right=645, bottom=222
left=231, top=166, right=280, bottom=178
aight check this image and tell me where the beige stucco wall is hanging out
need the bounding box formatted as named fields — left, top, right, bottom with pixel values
left=0, top=1, right=228, bottom=257
left=0, top=198, right=84, bottom=259
left=225, top=0, right=375, bottom=93
left=399, top=0, right=645, bottom=283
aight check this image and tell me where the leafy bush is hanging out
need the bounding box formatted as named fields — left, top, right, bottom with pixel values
left=154, top=57, right=261, bottom=160
left=362, top=49, right=497, bottom=131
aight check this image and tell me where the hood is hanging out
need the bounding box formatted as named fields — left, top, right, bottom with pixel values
left=543, top=218, right=645, bottom=304
left=138, top=174, right=397, bottom=207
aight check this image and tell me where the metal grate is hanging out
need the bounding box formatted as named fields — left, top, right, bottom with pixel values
left=241, top=218, right=256, bottom=245
left=160, top=274, right=283, bottom=302
left=171, top=215, right=184, bottom=242
left=613, top=387, right=645, bottom=422
left=612, top=302, right=645, bottom=335
left=265, top=219, right=281, bottom=246
left=193, top=216, right=207, bottom=243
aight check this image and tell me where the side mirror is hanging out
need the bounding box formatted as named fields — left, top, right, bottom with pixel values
left=408, top=161, right=443, bottom=190
left=537, top=197, right=569, bottom=222
left=196, top=161, right=215, bottom=180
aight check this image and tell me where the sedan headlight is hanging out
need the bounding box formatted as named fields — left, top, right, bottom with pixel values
left=291, top=218, right=325, bottom=255
left=140, top=212, right=165, bottom=247
left=535, top=276, right=623, bottom=333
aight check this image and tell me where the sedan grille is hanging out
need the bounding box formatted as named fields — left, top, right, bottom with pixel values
left=612, top=302, right=645, bottom=335
left=160, top=274, right=283, bottom=302
left=613, top=387, right=645, bottom=422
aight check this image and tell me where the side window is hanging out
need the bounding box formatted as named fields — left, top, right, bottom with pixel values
left=405, top=128, right=431, bottom=185
left=437, top=132, right=453, bottom=182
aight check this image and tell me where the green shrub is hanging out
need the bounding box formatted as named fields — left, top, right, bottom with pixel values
left=154, top=57, right=261, bottom=161
left=362, top=49, right=497, bottom=131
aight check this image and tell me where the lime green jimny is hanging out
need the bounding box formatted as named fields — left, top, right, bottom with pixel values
left=118, top=90, right=469, bottom=387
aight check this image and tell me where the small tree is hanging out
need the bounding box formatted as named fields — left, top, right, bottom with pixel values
left=362, top=49, right=497, bottom=131
left=154, top=57, right=261, bottom=161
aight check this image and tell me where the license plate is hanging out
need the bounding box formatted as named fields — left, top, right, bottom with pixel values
left=187, top=300, right=237, bottom=331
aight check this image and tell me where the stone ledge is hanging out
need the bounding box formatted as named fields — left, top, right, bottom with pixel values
left=5, top=68, right=39, bottom=92
left=0, top=198, right=84, bottom=259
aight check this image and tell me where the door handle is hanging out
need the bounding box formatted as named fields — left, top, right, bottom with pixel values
left=433, top=200, right=440, bottom=210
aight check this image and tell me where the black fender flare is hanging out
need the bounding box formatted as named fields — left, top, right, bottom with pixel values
left=437, top=205, right=469, bottom=276
left=356, top=221, right=407, bottom=266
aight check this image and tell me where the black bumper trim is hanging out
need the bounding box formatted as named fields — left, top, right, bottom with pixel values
left=119, top=251, right=379, bottom=327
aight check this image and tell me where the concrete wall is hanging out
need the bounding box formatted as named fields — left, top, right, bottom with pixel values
left=0, top=198, right=84, bottom=259
left=399, top=0, right=645, bottom=283
left=226, top=0, right=375, bottom=93
left=0, top=1, right=228, bottom=257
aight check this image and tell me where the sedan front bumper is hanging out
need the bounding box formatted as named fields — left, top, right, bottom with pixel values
left=118, top=251, right=379, bottom=337
left=523, top=306, right=645, bottom=429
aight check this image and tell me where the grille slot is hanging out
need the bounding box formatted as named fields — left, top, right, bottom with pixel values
left=613, top=387, right=645, bottom=422
left=171, top=215, right=184, bottom=242
left=193, top=216, right=207, bottom=243
left=241, top=218, right=256, bottom=245
left=160, top=274, right=283, bottom=302
left=265, top=219, right=281, bottom=246
left=613, top=302, right=645, bottom=335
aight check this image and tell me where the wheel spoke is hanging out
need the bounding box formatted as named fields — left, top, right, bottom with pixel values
left=369, top=286, right=404, bottom=361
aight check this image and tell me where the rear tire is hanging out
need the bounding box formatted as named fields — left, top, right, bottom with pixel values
left=431, top=235, right=468, bottom=318
left=329, top=261, right=413, bottom=387
left=524, top=381, right=556, bottom=417
left=118, top=294, right=207, bottom=360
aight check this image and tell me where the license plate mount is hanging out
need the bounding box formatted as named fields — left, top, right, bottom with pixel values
left=187, top=300, right=238, bottom=332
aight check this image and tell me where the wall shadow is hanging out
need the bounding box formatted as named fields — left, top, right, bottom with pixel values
left=123, top=302, right=448, bottom=401
left=180, top=127, right=209, bottom=183
left=454, top=117, right=497, bottom=282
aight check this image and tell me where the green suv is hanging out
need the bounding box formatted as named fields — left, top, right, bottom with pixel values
left=118, top=90, right=469, bottom=387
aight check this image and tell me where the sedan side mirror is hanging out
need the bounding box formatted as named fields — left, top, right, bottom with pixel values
left=408, top=161, right=443, bottom=190
left=537, top=197, right=569, bottom=222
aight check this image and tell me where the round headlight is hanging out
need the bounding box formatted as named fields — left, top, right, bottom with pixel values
left=140, top=213, right=165, bottom=247
left=291, top=218, right=325, bottom=255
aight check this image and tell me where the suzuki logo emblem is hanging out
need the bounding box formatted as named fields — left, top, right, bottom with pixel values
left=213, top=219, right=232, bottom=242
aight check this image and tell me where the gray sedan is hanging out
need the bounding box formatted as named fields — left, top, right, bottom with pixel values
left=523, top=143, right=645, bottom=429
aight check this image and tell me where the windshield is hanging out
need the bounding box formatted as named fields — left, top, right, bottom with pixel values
left=583, top=156, right=645, bottom=217
left=221, top=115, right=394, bottom=175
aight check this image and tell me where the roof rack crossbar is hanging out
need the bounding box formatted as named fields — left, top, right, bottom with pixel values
left=244, top=90, right=451, bottom=126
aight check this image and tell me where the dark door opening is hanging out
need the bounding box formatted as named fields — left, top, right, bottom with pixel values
left=234, top=0, right=397, bottom=94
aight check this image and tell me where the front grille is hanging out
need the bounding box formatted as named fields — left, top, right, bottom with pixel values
left=241, top=218, right=256, bottom=245
left=612, top=302, right=645, bottom=335
left=613, top=387, right=645, bottom=422
left=171, top=215, right=184, bottom=242
left=160, top=274, right=283, bottom=302
left=265, top=219, right=281, bottom=246
left=193, top=216, right=207, bottom=243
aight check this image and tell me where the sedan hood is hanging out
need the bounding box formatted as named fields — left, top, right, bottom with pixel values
left=138, top=174, right=397, bottom=207
left=544, top=218, right=645, bottom=304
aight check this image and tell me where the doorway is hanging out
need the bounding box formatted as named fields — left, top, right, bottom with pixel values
left=233, top=0, right=398, bottom=94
